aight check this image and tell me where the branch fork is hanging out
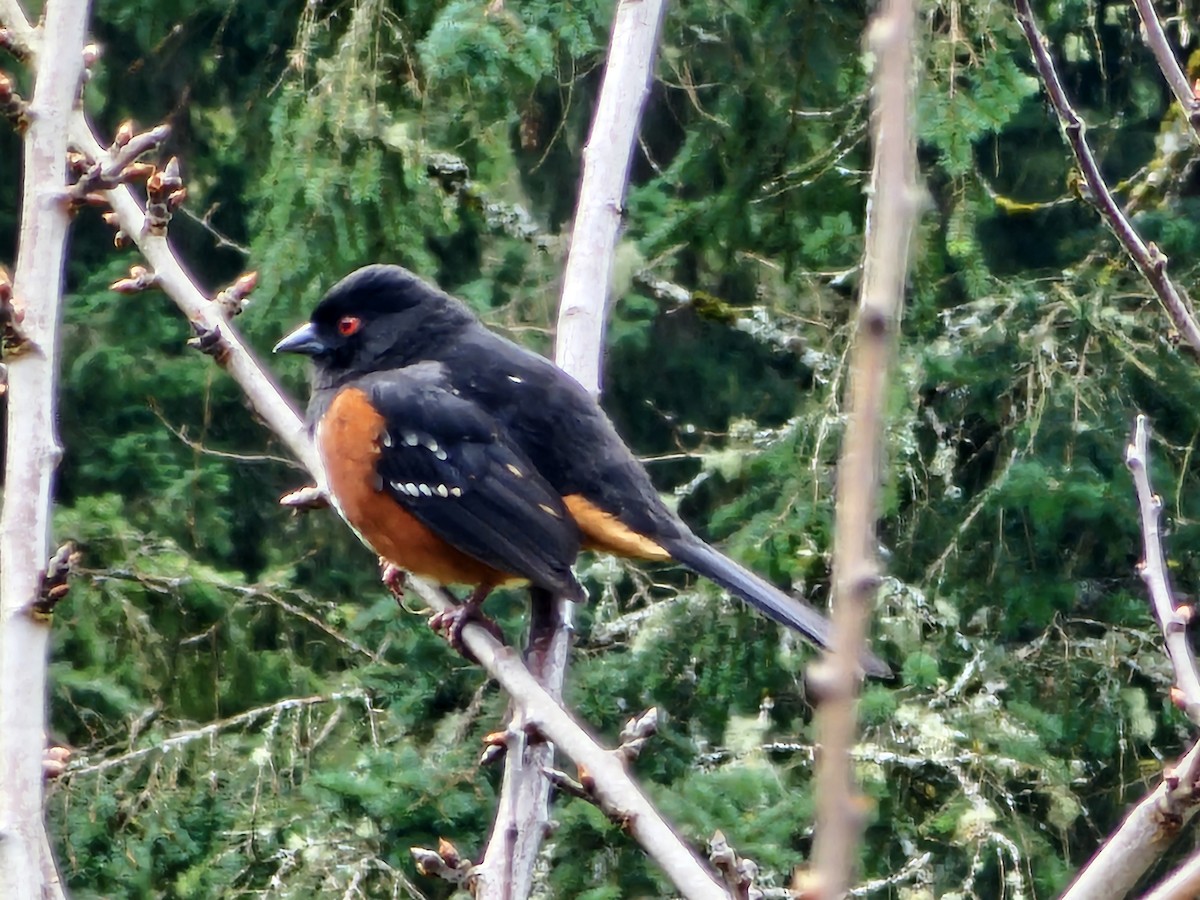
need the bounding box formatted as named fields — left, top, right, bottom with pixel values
left=68, top=121, right=168, bottom=206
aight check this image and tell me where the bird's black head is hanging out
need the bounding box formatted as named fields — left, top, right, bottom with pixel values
left=274, top=265, right=476, bottom=378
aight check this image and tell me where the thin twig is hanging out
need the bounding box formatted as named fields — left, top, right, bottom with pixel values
left=1129, top=0, right=1200, bottom=140
left=809, top=0, right=918, bottom=896
left=1014, top=0, right=1200, bottom=356
left=1125, top=415, right=1200, bottom=722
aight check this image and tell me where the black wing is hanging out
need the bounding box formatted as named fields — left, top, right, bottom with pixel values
left=360, top=370, right=585, bottom=600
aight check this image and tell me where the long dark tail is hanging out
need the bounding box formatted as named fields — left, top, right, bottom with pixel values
left=662, top=535, right=892, bottom=678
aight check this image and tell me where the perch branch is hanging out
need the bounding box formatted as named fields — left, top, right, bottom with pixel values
left=1125, top=414, right=1200, bottom=723
left=476, top=1, right=670, bottom=897
left=1014, top=0, right=1200, bottom=357
left=0, top=1, right=89, bottom=898
left=403, top=579, right=725, bottom=899
left=1, top=5, right=724, bottom=896
left=810, top=0, right=918, bottom=896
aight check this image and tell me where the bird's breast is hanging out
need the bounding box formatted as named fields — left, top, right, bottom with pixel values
left=317, top=387, right=517, bottom=588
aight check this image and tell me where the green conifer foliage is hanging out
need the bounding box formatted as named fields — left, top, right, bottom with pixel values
left=4, top=0, right=1200, bottom=894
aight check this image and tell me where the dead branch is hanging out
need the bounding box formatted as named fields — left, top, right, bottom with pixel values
left=62, top=690, right=370, bottom=780
left=1125, top=415, right=1200, bottom=722
left=1014, top=0, right=1200, bottom=356
left=0, top=2, right=89, bottom=898
left=809, top=0, right=918, bottom=896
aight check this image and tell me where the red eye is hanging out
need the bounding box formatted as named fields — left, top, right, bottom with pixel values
left=337, top=316, right=361, bottom=337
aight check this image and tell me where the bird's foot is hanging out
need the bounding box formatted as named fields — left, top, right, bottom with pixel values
left=430, top=594, right=503, bottom=662
left=379, top=559, right=404, bottom=598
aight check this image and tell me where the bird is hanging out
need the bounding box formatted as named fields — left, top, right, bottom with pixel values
left=275, top=264, right=891, bottom=677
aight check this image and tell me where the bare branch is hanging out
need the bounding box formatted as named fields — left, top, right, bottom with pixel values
left=1014, top=0, right=1200, bottom=357
left=1125, top=415, right=1200, bottom=722
left=2, top=7, right=724, bottom=894
left=1130, top=0, right=1200, bottom=140
left=476, top=0, right=670, bottom=896
left=0, top=1, right=90, bottom=896
left=404, top=579, right=725, bottom=899
left=1143, top=841, right=1200, bottom=900
left=810, top=0, right=918, bottom=895
left=62, top=690, right=370, bottom=780
left=1061, top=739, right=1200, bottom=899
left=68, top=122, right=167, bottom=201
left=554, top=0, right=668, bottom=396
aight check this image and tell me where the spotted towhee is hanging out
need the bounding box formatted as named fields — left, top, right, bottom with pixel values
left=276, top=265, right=890, bottom=677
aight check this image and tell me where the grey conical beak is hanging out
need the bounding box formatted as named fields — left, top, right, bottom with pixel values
left=274, top=322, right=326, bottom=356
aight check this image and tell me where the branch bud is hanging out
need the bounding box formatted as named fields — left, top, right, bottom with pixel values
left=146, top=157, right=185, bottom=235
left=213, top=270, right=257, bottom=319
left=0, top=264, right=30, bottom=356
left=110, top=265, right=159, bottom=294
left=32, top=542, right=79, bottom=618
left=43, top=745, right=72, bottom=780
left=0, top=71, right=29, bottom=133
left=113, top=120, right=134, bottom=148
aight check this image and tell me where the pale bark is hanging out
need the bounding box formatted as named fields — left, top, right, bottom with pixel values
left=474, top=1, right=673, bottom=898
left=0, top=2, right=724, bottom=895
left=0, top=1, right=90, bottom=898
left=809, top=0, right=918, bottom=896
left=1060, top=739, right=1200, bottom=900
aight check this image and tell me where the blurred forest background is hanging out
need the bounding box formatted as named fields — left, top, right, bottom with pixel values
left=4, top=0, right=1200, bottom=896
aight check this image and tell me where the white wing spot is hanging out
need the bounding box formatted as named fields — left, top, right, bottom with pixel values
left=507, top=374, right=523, bottom=383
left=403, top=432, right=420, bottom=446
left=506, top=463, right=524, bottom=478
left=381, top=431, right=393, bottom=448
left=435, top=449, right=448, bottom=461
left=405, top=482, right=418, bottom=496
left=450, top=487, right=463, bottom=497
left=418, top=484, right=433, bottom=497
left=435, top=485, right=449, bottom=498
left=424, top=438, right=441, bottom=454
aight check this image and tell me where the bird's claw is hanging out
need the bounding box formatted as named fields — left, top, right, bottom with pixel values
left=379, top=559, right=404, bottom=597
left=430, top=601, right=504, bottom=662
